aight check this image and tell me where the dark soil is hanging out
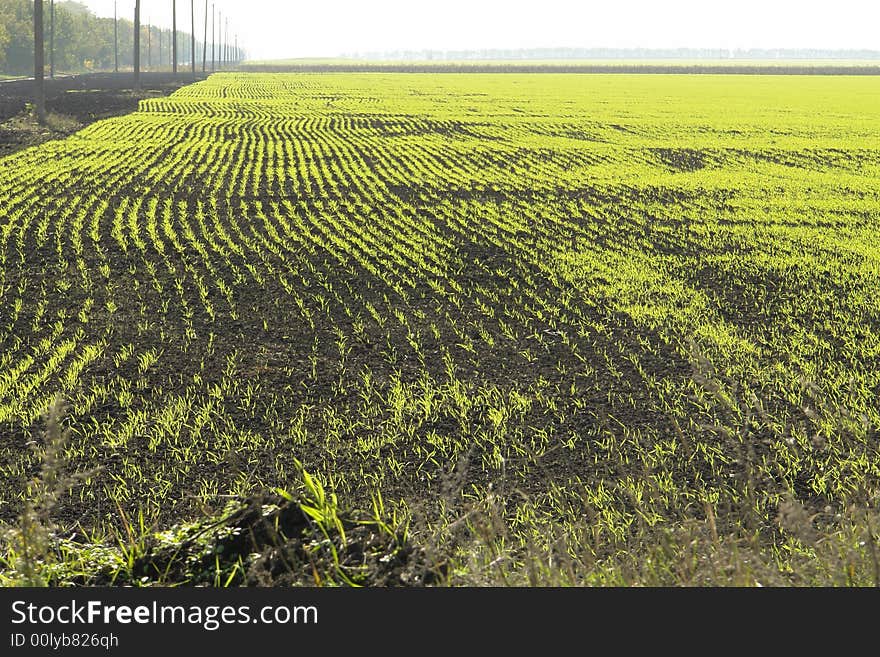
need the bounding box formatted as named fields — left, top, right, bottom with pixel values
left=0, top=72, right=208, bottom=158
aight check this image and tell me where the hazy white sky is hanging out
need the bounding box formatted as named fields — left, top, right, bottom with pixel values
left=81, top=1, right=879, bottom=60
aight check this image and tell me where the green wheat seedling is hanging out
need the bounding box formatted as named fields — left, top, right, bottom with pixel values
left=1, top=72, right=879, bottom=585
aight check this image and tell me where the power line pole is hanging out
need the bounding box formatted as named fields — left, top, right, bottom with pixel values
left=211, top=4, right=215, bottom=71
left=202, top=0, right=208, bottom=73
left=147, top=20, right=152, bottom=71
left=190, top=0, right=196, bottom=76
left=114, top=0, right=118, bottom=72
left=34, top=0, right=46, bottom=122
left=218, top=10, right=222, bottom=70
left=49, top=0, right=54, bottom=78
left=172, top=0, right=178, bottom=74
left=134, top=0, right=141, bottom=90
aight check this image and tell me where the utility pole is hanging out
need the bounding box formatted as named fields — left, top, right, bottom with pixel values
left=34, top=0, right=46, bottom=122
left=190, top=0, right=196, bottom=76
left=217, top=11, right=224, bottom=71
left=114, top=0, right=118, bottom=72
left=218, top=10, right=222, bottom=70
left=202, top=0, right=208, bottom=73
left=172, top=0, right=178, bottom=74
left=211, top=4, right=215, bottom=71
left=225, top=17, right=228, bottom=68
left=235, top=34, right=238, bottom=65
left=159, top=28, right=163, bottom=69
left=49, top=0, right=54, bottom=78
left=134, top=0, right=141, bottom=90
left=147, top=20, right=152, bottom=71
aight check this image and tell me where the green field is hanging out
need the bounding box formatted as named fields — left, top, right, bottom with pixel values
left=1, top=73, right=879, bottom=586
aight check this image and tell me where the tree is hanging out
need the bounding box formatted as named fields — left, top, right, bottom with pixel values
left=34, top=0, right=46, bottom=122
left=0, top=17, right=9, bottom=71
left=133, top=0, right=140, bottom=90
left=0, top=1, right=134, bottom=75
left=0, top=1, right=37, bottom=75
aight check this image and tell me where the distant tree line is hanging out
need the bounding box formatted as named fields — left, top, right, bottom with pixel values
left=348, top=47, right=880, bottom=62
left=0, top=0, right=242, bottom=76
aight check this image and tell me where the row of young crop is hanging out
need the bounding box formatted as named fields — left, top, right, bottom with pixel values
left=0, top=73, right=878, bottom=554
